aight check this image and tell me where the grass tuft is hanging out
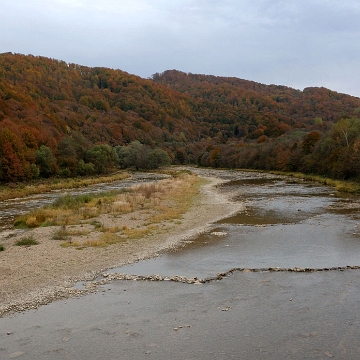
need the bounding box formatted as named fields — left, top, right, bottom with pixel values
left=52, top=194, right=93, bottom=209
left=52, top=229, right=69, bottom=240
left=82, top=232, right=123, bottom=247
left=15, top=236, right=39, bottom=246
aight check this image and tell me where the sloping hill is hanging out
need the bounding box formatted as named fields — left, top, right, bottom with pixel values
left=152, top=70, right=360, bottom=136
left=1, top=53, right=360, bottom=182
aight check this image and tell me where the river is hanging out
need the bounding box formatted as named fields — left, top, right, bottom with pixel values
left=1, top=169, right=360, bottom=359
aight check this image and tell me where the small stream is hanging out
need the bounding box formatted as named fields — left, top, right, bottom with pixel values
left=1, top=169, right=360, bottom=360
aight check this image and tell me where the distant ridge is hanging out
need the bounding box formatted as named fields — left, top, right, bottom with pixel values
left=1, top=53, right=360, bottom=182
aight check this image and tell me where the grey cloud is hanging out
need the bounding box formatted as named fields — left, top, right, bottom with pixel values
left=1, top=0, right=359, bottom=97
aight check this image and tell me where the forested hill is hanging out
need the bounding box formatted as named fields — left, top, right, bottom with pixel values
left=152, top=70, right=360, bottom=129
left=1, top=53, right=360, bottom=182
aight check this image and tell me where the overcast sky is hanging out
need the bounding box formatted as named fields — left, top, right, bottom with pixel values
left=1, top=0, right=360, bottom=97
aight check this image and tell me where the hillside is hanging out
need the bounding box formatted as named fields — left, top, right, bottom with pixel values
left=152, top=70, right=360, bottom=132
left=1, top=53, right=360, bottom=182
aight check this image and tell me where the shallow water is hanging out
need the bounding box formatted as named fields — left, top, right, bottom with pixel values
left=2, top=271, right=360, bottom=360
left=114, top=174, right=360, bottom=277
left=2, top=169, right=360, bottom=359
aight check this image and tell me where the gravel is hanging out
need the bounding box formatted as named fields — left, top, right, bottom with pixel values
left=0, top=175, right=243, bottom=317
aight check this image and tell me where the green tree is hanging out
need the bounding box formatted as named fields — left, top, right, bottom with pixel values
left=85, top=144, right=119, bottom=174
left=57, top=136, right=78, bottom=175
left=331, top=117, right=360, bottom=147
left=146, top=149, right=171, bottom=169
left=77, top=159, right=95, bottom=176
left=35, top=145, right=57, bottom=177
left=116, top=141, right=148, bottom=170
left=116, top=141, right=171, bottom=169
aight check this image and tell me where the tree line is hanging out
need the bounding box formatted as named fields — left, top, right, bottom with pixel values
left=1, top=53, right=360, bottom=183
left=0, top=137, right=171, bottom=181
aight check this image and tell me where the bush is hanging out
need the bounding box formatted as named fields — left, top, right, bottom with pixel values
left=59, top=167, right=72, bottom=178
left=116, top=141, right=171, bottom=170
left=85, top=144, right=119, bottom=174
left=77, top=159, right=95, bottom=176
left=15, top=236, right=39, bottom=246
left=52, top=194, right=93, bottom=209
left=13, top=218, right=28, bottom=228
left=0, top=244, right=4, bottom=251
left=52, top=228, right=69, bottom=240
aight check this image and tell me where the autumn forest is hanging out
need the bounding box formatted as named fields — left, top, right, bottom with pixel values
left=1, top=52, right=360, bottom=183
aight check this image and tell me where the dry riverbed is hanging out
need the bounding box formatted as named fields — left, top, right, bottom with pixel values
left=0, top=173, right=243, bottom=317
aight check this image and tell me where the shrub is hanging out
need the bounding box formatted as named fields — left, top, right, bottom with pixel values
left=52, top=194, right=94, bottom=209
left=0, top=244, right=4, bottom=251
left=25, top=216, right=39, bottom=228
left=52, top=229, right=69, bottom=240
left=15, top=236, right=39, bottom=246
left=13, top=218, right=28, bottom=228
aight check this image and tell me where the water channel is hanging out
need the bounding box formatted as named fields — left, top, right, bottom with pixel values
left=1, top=169, right=360, bottom=359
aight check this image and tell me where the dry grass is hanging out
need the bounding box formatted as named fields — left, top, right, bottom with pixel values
left=82, top=232, right=123, bottom=247
left=52, top=228, right=90, bottom=240
left=270, top=171, right=360, bottom=193
left=16, top=173, right=203, bottom=248
left=121, top=224, right=159, bottom=239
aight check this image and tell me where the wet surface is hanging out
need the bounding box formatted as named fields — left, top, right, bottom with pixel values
left=2, top=169, right=360, bottom=359
left=2, top=271, right=360, bottom=360
left=115, top=172, right=360, bottom=277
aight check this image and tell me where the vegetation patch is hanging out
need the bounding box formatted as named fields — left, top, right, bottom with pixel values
left=52, top=228, right=69, bottom=240
left=88, top=232, right=122, bottom=247
left=122, top=225, right=159, bottom=240
left=0, top=244, right=4, bottom=252
left=15, top=173, right=203, bottom=248
left=15, top=236, right=39, bottom=247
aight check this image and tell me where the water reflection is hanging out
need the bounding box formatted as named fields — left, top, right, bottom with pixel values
left=113, top=172, right=360, bottom=278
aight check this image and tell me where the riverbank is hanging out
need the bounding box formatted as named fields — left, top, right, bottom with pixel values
left=268, top=170, right=360, bottom=193
left=0, top=172, right=130, bottom=201
left=0, top=172, right=243, bottom=317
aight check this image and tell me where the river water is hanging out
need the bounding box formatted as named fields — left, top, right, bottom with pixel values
left=1, top=169, right=360, bottom=359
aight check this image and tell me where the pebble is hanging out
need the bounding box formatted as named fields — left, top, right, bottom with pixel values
left=3, top=265, right=360, bottom=317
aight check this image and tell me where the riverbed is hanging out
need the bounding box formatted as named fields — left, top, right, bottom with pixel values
left=1, top=169, right=360, bottom=359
